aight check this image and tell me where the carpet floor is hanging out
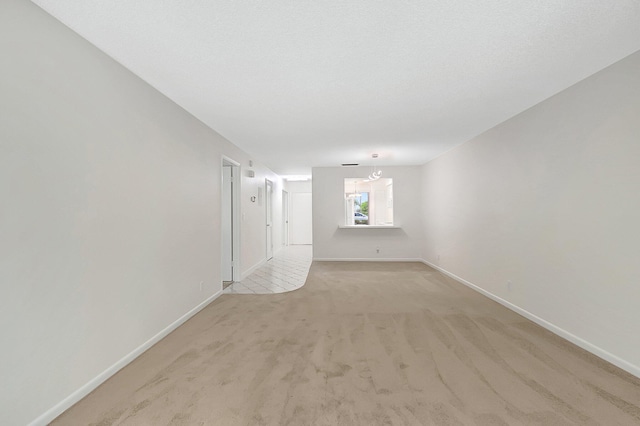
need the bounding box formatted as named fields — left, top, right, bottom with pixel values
left=52, top=262, right=640, bottom=425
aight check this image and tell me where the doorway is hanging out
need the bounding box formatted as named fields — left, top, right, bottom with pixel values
left=282, top=190, right=289, bottom=246
left=265, top=179, right=274, bottom=260
left=290, top=192, right=313, bottom=245
left=222, top=157, right=240, bottom=287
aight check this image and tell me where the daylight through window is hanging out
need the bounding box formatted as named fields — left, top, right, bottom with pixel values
left=344, top=178, right=393, bottom=226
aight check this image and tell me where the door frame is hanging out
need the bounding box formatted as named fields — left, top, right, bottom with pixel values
left=282, top=189, right=289, bottom=246
left=221, top=156, right=241, bottom=283
left=265, top=178, right=274, bottom=260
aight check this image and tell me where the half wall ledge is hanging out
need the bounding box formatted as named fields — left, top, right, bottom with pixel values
left=337, top=225, right=401, bottom=229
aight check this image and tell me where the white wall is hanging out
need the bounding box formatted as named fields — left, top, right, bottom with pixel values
left=312, top=166, right=423, bottom=260
left=238, top=162, right=284, bottom=276
left=0, top=1, right=282, bottom=424
left=421, top=51, right=640, bottom=376
left=284, top=180, right=312, bottom=194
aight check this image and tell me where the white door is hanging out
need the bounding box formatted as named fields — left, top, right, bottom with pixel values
left=221, top=165, right=233, bottom=281
left=290, top=192, right=312, bottom=245
left=282, top=190, right=289, bottom=246
left=265, top=179, right=274, bottom=260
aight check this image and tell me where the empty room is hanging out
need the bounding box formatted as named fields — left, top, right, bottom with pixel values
left=2, top=1, right=640, bottom=425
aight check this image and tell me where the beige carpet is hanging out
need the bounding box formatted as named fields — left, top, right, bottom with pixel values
left=52, top=262, right=640, bottom=425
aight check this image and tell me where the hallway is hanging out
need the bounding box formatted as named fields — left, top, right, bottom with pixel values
left=224, top=245, right=312, bottom=294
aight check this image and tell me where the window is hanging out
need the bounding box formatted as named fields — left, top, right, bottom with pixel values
left=344, top=178, right=393, bottom=226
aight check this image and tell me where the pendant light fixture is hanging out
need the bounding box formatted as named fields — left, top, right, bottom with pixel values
left=367, top=153, right=382, bottom=181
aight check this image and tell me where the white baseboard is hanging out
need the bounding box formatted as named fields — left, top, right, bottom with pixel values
left=238, top=247, right=287, bottom=281
left=313, top=257, right=423, bottom=262
left=420, top=259, right=640, bottom=379
left=29, top=290, right=223, bottom=426
left=241, top=258, right=268, bottom=280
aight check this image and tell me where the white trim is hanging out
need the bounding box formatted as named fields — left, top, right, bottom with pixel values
left=419, top=258, right=640, bottom=379
left=221, top=156, right=242, bottom=282
left=265, top=178, right=274, bottom=261
left=239, top=248, right=284, bottom=281
left=338, top=225, right=401, bottom=229
left=29, top=290, right=223, bottom=426
left=241, top=258, right=267, bottom=280
left=282, top=189, right=289, bottom=247
left=220, top=155, right=240, bottom=167
left=314, top=257, right=423, bottom=262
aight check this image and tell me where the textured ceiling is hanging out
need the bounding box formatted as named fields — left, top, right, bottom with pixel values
left=32, top=1, right=640, bottom=175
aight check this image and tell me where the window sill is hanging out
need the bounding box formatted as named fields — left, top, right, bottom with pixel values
left=338, top=225, right=400, bottom=229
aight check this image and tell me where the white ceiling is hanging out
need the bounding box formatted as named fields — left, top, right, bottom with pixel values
left=32, top=1, right=640, bottom=175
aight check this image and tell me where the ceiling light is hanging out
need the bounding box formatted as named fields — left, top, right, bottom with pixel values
left=368, top=154, right=382, bottom=181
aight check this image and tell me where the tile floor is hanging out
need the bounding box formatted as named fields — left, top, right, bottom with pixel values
left=223, top=245, right=312, bottom=294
